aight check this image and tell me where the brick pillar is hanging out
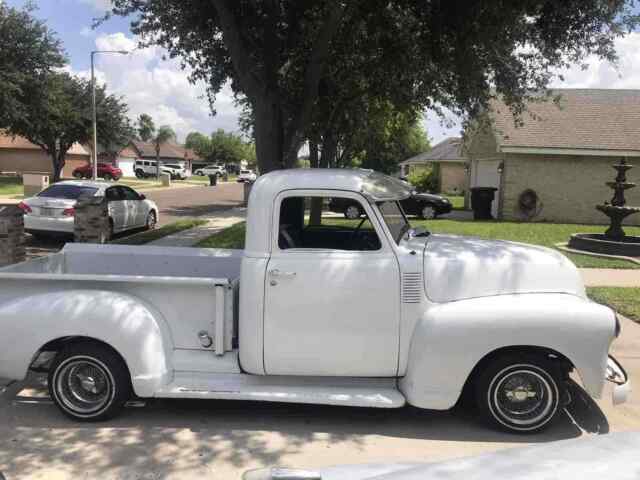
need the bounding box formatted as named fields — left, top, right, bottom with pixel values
left=74, top=195, right=110, bottom=244
left=0, top=205, right=26, bottom=267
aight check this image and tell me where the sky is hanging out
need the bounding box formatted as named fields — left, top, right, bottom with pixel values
left=7, top=0, right=640, bottom=145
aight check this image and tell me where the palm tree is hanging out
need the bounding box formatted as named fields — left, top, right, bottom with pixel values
left=153, top=125, right=176, bottom=180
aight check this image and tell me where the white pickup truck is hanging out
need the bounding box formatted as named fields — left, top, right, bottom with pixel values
left=0, top=169, right=630, bottom=432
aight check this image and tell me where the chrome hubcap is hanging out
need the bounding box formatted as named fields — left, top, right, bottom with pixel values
left=346, top=206, right=360, bottom=219
left=422, top=206, right=435, bottom=219
left=148, top=213, right=156, bottom=229
left=56, top=359, right=113, bottom=414
left=493, top=369, right=554, bottom=426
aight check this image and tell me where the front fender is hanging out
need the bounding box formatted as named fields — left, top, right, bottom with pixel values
left=0, top=290, right=172, bottom=397
left=399, top=293, right=616, bottom=410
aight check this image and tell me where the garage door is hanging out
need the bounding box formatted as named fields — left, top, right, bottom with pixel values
left=118, top=158, right=135, bottom=178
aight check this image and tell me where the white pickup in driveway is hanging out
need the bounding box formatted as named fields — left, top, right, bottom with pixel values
left=0, top=169, right=630, bottom=432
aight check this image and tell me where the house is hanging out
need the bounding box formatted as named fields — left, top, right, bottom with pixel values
left=400, top=137, right=468, bottom=194
left=0, top=133, right=90, bottom=178
left=466, top=89, right=640, bottom=224
left=112, top=140, right=202, bottom=177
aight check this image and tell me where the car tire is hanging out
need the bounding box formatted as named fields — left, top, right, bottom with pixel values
left=73, top=171, right=84, bottom=179
left=146, top=211, right=157, bottom=230
left=135, top=170, right=145, bottom=179
left=48, top=341, right=132, bottom=422
left=344, top=205, right=362, bottom=220
left=420, top=205, right=437, bottom=220
left=475, top=354, right=563, bottom=434
left=103, top=173, right=113, bottom=182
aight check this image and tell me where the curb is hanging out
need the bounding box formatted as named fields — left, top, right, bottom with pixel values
left=556, top=242, right=640, bottom=265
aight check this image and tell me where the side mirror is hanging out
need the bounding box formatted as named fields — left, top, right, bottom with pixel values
left=139, top=194, right=146, bottom=200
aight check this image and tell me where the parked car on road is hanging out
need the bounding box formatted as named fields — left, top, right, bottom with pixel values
left=237, top=169, right=257, bottom=182
left=134, top=160, right=188, bottom=180
left=72, top=163, right=122, bottom=181
left=195, top=165, right=226, bottom=177
left=17, top=180, right=159, bottom=239
left=0, top=169, right=628, bottom=432
left=330, top=192, right=452, bottom=219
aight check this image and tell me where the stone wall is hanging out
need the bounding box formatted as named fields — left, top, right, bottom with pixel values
left=74, top=195, right=110, bottom=243
left=0, top=205, right=25, bottom=267
left=501, top=154, right=640, bottom=225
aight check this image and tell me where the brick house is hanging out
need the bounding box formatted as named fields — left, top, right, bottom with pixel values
left=466, top=89, right=640, bottom=224
left=0, top=133, right=90, bottom=178
left=112, top=140, right=201, bottom=177
left=400, top=137, right=468, bottom=194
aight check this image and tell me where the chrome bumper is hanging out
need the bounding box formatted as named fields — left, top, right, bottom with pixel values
left=607, top=355, right=631, bottom=405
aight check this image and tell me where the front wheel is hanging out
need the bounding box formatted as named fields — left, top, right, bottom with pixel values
left=135, top=170, right=145, bottom=179
left=48, top=342, right=132, bottom=421
left=103, top=173, right=114, bottom=181
left=146, top=211, right=157, bottom=230
left=475, top=355, right=563, bottom=433
left=421, top=205, right=437, bottom=220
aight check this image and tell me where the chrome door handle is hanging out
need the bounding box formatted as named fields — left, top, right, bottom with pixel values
left=269, top=269, right=296, bottom=278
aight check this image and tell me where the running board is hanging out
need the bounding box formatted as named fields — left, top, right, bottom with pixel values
left=155, top=373, right=406, bottom=408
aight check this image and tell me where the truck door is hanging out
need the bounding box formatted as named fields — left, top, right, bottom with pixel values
left=263, top=191, right=401, bottom=377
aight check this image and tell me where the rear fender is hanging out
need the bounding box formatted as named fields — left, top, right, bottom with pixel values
left=0, top=290, right=173, bottom=397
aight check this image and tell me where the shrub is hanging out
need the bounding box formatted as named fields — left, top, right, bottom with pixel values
left=407, top=164, right=439, bottom=193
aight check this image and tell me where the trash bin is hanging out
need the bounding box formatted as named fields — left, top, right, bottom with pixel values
left=208, top=174, right=218, bottom=186
left=470, top=187, right=498, bottom=220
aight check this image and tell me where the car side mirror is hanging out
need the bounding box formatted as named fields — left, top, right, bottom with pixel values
left=139, top=194, right=146, bottom=200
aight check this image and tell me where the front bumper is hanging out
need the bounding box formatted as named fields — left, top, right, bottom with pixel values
left=606, top=355, right=631, bottom=405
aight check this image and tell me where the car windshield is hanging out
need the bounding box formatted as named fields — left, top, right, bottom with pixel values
left=377, top=200, right=410, bottom=244
left=38, top=184, right=98, bottom=199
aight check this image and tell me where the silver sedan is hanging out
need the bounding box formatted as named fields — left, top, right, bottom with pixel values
left=18, top=180, right=159, bottom=239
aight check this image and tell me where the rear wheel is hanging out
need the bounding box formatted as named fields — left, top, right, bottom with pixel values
left=420, top=205, right=436, bottom=219
left=135, top=170, right=145, bottom=179
left=475, top=355, right=562, bottom=433
left=48, top=342, right=132, bottom=421
left=103, top=173, right=114, bottom=181
left=73, top=171, right=84, bottom=179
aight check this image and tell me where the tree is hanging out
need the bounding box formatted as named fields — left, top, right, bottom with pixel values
left=137, top=113, right=156, bottom=142
left=0, top=3, right=66, bottom=130
left=5, top=71, right=133, bottom=181
left=108, top=1, right=637, bottom=174
left=185, top=131, right=212, bottom=160
left=153, top=125, right=176, bottom=179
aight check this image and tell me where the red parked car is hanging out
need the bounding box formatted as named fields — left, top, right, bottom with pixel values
left=72, top=163, right=122, bottom=181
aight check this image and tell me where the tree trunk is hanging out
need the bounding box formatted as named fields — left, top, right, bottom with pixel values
left=156, top=147, right=161, bottom=180
left=321, top=132, right=338, bottom=168
left=50, top=149, right=66, bottom=182
left=308, top=139, right=322, bottom=226
left=254, top=98, right=285, bottom=174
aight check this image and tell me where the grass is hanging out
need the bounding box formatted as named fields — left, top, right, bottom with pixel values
left=195, top=217, right=640, bottom=269
left=185, top=174, right=238, bottom=184
left=588, top=287, right=640, bottom=322
left=444, top=195, right=465, bottom=210
left=112, top=218, right=208, bottom=245
left=197, top=221, right=247, bottom=248
left=0, top=176, right=22, bottom=196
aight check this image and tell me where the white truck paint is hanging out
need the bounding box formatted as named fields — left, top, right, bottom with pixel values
left=0, top=169, right=630, bottom=432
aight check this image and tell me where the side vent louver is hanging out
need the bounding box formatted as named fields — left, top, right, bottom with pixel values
left=402, top=272, right=422, bottom=303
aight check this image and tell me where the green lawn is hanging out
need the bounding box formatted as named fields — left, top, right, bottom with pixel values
left=588, top=287, right=640, bottom=322
left=0, top=176, right=22, bottom=196
left=112, top=219, right=208, bottom=245
left=185, top=174, right=238, bottom=184
left=196, top=217, right=640, bottom=269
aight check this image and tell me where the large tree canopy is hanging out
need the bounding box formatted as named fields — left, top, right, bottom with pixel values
left=0, top=3, right=66, bottom=129
left=6, top=72, right=134, bottom=181
left=109, top=0, right=638, bottom=173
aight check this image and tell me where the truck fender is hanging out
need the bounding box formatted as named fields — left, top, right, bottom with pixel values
left=398, top=293, right=616, bottom=410
left=0, top=289, right=173, bottom=397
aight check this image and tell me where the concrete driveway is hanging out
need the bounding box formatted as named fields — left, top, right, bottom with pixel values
left=1, top=317, right=638, bottom=479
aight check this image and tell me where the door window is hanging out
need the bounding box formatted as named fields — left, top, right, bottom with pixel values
left=278, top=196, right=381, bottom=251
left=121, top=186, right=141, bottom=201
left=105, top=187, right=123, bottom=202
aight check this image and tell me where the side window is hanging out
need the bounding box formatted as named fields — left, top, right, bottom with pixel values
left=278, top=196, right=381, bottom=251
left=121, top=187, right=140, bottom=201
left=105, top=187, right=123, bottom=202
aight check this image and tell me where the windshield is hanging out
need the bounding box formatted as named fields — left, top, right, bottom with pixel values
left=377, top=200, right=410, bottom=244
left=38, top=184, right=98, bottom=199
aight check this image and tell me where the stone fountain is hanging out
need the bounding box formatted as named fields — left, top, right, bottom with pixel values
left=569, top=158, right=640, bottom=256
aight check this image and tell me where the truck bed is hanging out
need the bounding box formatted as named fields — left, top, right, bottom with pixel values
left=0, top=243, right=243, bottom=354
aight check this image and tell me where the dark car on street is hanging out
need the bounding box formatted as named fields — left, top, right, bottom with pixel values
left=329, top=192, right=452, bottom=220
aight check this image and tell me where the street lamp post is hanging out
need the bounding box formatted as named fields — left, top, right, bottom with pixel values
left=91, top=50, right=129, bottom=180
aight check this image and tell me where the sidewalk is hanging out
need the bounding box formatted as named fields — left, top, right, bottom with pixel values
left=148, top=207, right=246, bottom=247
left=580, top=268, right=640, bottom=287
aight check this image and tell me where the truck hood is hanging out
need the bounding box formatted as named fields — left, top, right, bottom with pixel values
left=422, top=234, right=585, bottom=303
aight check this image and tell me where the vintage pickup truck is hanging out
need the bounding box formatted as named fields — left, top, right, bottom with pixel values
left=0, top=169, right=630, bottom=433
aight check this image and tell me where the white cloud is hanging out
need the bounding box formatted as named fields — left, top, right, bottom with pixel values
left=79, top=26, right=94, bottom=37
left=78, top=0, right=113, bottom=12
left=73, top=32, right=240, bottom=142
